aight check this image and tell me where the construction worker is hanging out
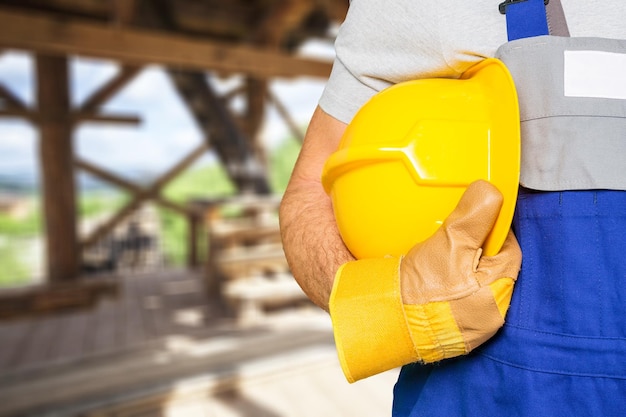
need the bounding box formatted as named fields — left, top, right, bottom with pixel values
left=279, top=0, right=626, bottom=415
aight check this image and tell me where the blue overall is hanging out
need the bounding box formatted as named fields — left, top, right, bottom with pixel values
left=392, top=2, right=626, bottom=415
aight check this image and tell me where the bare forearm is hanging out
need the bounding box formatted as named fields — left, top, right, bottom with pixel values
left=279, top=106, right=354, bottom=311
left=280, top=179, right=355, bottom=311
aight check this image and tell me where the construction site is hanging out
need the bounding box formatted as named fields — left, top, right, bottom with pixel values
left=0, top=1, right=398, bottom=415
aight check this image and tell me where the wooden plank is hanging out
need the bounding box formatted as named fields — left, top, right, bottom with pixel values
left=1, top=109, right=139, bottom=125
left=12, top=314, right=63, bottom=369
left=112, top=0, right=138, bottom=26
left=306, top=362, right=392, bottom=417
left=242, top=77, right=267, bottom=142
left=353, top=367, right=401, bottom=414
left=187, top=213, right=201, bottom=268
left=272, top=368, right=346, bottom=416
left=0, top=270, right=199, bottom=374
left=49, top=309, right=91, bottom=361
left=0, top=108, right=36, bottom=121
left=87, top=297, right=123, bottom=354
left=36, top=54, right=80, bottom=283
left=121, top=275, right=150, bottom=347
left=217, top=244, right=287, bottom=266
left=160, top=271, right=212, bottom=331
left=209, top=223, right=281, bottom=248
left=0, top=279, right=118, bottom=320
left=0, top=9, right=333, bottom=79
left=133, top=275, right=159, bottom=340
left=75, top=157, right=143, bottom=194
left=140, top=274, right=168, bottom=339
left=0, top=269, right=399, bottom=417
left=78, top=65, right=142, bottom=112
left=0, top=327, right=336, bottom=416
left=0, top=320, right=33, bottom=373
left=82, top=351, right=395, bottom=417
left=72, top=111, right=141, bottom=125
left=221, top=382, right=298, bottom=416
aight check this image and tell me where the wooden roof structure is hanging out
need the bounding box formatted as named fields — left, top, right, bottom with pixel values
left=0, top=0, right=348, bottom=312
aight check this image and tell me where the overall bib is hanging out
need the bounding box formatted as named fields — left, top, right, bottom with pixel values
left=392, top=1, right=626, bottom=415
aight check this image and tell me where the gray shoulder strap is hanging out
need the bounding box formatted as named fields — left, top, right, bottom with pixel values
left=546, top=0, right=570, bottom=37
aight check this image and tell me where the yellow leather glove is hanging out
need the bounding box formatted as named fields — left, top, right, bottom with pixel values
left=329, top=180, right=522, bottom=383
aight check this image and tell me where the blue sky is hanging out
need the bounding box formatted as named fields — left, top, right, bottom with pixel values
left=0, top=40, right=333, bottom=186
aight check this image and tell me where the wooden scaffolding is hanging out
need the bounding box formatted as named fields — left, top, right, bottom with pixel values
left=0, top=0, right=348, bottom=316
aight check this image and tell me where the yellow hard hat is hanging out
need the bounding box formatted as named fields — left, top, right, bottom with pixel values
left=322, top=58, right=520, bottom=259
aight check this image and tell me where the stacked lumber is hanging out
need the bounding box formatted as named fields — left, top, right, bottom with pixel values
left=203, top=195, right=309, bottom=324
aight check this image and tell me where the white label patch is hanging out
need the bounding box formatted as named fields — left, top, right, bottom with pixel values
left=564, top=50, right=626, bottom=100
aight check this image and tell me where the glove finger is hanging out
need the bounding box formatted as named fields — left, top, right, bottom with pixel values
left=402, top=181, right=504, bottom=304
left=476, top=230, right=522, bottom=286
left=442, top=180, right=504, bottom=250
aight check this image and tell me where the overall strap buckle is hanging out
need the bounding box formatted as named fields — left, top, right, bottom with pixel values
left=499, top=0, right=550, bottom=41
left=499, top=0, right=549, bottom=15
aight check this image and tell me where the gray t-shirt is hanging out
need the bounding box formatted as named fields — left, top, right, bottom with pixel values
left=320, top=0, right=626, bottom=124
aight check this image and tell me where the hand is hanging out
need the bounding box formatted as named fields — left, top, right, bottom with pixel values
left=400, top=180, right=522, bottom=362
left=329, top=180, right=522, bottom=382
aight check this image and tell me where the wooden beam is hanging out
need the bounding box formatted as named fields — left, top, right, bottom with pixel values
left=0, top=9, right=333, bottom=79
left=78, top=65, right=142, bottom=112
left=221, top=84, right=246, bottom=102
left=80, top=198, right=142, bottom=249
left=74, top=157, right=142, bottom=194
left=253, top=0, right=315, bottom=47
left=244, top=77, right=269, bottom=168
left=187, top=213, right=201, bottom=268
left=0, top=109, right=139, bottom=125
left=168, top=71, right=272, bottom=194
left=151, top=142, right=209, bottom=191
left=36, top=54, right=80, bottom=284
left=0, top=278, right=118, bottom=320
left=112, top=0, right=138, bottom=26
left=80, top=194, right=190, bottom=249
left=0, top=83, right=27, bottom=110
left=0, top=77, right=139, bottom=125
left=141, top=0, right=272, bottom=195
left=0, top=108, right=36, bottom=122
left=75, top=157, right=192, bottom=216
left=72, top=112, right=141, bottom=125
left=244, top=77, right=267, bottom=138
left=80, top=143, right=207, bottom=247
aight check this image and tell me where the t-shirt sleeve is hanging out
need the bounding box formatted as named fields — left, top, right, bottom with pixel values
left=316, top=0, right=511, bottom=125
left=316, top=0, right=445, bottom=124
left=318, top=56, right=377, bottom=125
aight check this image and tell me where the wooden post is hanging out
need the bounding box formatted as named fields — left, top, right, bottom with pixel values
left=36, top=54, right=80, bottom=284
left=244, top=77, right=268, bottom=168
left=187, top=213, right=200, bottom=269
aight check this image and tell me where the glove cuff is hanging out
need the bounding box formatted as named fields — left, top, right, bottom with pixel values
left=403, top=302, right=467, bottom=363
left=404, top=277, right=516, bottom=362
left=329, top=260, right=516, bottom=382
left=329, top=257, right=419, bottom=383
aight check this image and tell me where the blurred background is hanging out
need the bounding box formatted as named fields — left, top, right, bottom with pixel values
left=0, top=1, right=398, bottom=416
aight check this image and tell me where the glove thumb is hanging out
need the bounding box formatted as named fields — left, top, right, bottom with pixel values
left=442, top=180, right=504, bottom=251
